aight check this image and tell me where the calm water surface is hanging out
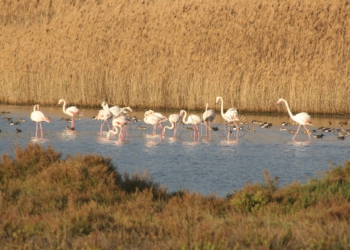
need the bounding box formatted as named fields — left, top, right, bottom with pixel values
left=1, top=105, right=349, bottom=197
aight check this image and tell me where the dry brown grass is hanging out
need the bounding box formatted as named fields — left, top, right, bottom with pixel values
left=0, top=0, right=349, bottom=114
left=1, top=144, right=350, bottom=248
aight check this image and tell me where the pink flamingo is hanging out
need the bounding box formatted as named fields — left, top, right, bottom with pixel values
left=109, top=107, right=133, bottom=140
left=180, top=110, right=203, bottom=139
left=58, top=99, right=81, bottom=129
left=202, top=103, right=216, bottom=137
left=30, top=104, right=50, bottom=138
left=277, top=98, right=312, bottom=140
left=106, top=127, right=120, bottom=140
left=215, top=96, right=239, bottom=140
left=94, top=101, right=112, bottom=136
left=162, top=113, right=181, bottom=137
left=144, top=110, right=167, bottom=129
left=144, top=112, right=163, bottom=136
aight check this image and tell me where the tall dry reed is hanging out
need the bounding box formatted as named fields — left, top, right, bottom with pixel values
left=0, top=0, right=349, bottom=114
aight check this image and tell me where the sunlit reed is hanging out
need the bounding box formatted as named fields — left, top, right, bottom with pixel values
left=0, top=0, right=349, bottom=115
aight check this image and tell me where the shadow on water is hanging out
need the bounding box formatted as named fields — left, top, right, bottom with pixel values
left=1, top=105, right=349, bottom=197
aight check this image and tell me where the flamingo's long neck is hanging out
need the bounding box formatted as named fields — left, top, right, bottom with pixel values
left=102, top=102, right=109, bottom=110
left=163, top=122, right=175, bottom=133
left=181, top=110, right=188, bottom=124
left=281, top=99, right=294, bottom=119
left=107, top=127, right=119, bottom=138
left=61, top=101, right=67, bottom=114
left=218, top=97, right=225, bottom=119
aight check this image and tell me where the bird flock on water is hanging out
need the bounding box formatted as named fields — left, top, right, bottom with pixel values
left=1, top=97, right=349, bottom=141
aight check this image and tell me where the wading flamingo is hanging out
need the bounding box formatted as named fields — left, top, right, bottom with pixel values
left=215, top=96, right=239, bottom=139
left=144, top=112, right=163, bottom=136
left=110, top=107, right=133, bottom=140
left=144, top=110, right=167, bottom=129
left=107, top=127, right=120, bottom=140
left=202, top=103, right=216, bottom=137
left=180, top=110, right=203, bottom=139
left=94, top=101, right=113, bottom=136
left=30, top=104, right=50, bottom=138
left=109, top=105, right=131, bottom=117
left=277, top=98, right=312, bottom=140
left=162, top=112, right=182, bottom=137
left=58, top=99, right=81, bottom=129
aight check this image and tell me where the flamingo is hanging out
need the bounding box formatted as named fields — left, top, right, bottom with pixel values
left=30, top=104, right=50, bottom=138
left=215, top=96, right=239, bottom=139
left=180, top=110, right=203, bottom=139
left=277, top=98, right=312, bottom=140
left=106, top=127, right=120, bottom=139
left=94, top=101, right=113, bottom=136
left=110, top=107, right=133, bottom=140
left=58, top=99, right=81, bottom=129
left=144, top=110, right=167, bottom=129
left=162, top=112, right=182, bottom=137
left=144, top=112, right=163, bottom=136
left=202, top=103, right=216, bottom=137
left=109, top=105, right=121, bottom=116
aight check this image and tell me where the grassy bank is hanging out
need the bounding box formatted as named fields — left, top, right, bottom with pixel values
left=0, top=0, right=349, bottom=114
left=0, top=144, right=350, bottom=248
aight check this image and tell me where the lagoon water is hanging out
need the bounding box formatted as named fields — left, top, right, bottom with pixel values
left=1, top=105, right=349, bottom=197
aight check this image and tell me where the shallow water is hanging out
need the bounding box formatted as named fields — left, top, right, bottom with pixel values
left=1, top=105, right=349, bottom=197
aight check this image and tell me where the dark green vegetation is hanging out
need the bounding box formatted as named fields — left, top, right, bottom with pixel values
left=1, top=144, right=350, bottom=248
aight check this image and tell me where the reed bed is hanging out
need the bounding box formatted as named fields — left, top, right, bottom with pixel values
left=0, top=0, right=349, bottom=114
left=1, top=144, right=350, bottom=248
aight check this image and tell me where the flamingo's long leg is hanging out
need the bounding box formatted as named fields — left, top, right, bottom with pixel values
left=293, top=124, right=302, bottom=140
left=234, top=122, right=239, bottom=139
left=39, top=122, right=43, bottom=138
left=303, top=125, right=311, bottom=138
left=35, top=122, right=39, bottom=138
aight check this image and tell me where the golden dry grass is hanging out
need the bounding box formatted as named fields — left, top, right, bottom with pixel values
left=0, top=0, right=349, bottom=114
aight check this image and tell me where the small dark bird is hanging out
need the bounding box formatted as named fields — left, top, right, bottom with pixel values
left=313, top=134, right=324, bottom=138
left=338, top=135, right=345, bottom=140
left=260, top=122, right=272, bottom=128
left=15, top=128, right=21, bottom=133
left=210, top=126, right=219, bottom=131
left=131, top=116, right=139, bottom=122
left=60, top=117, right=72, bottom=122
left=66, top=126, right=75, bottom=131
